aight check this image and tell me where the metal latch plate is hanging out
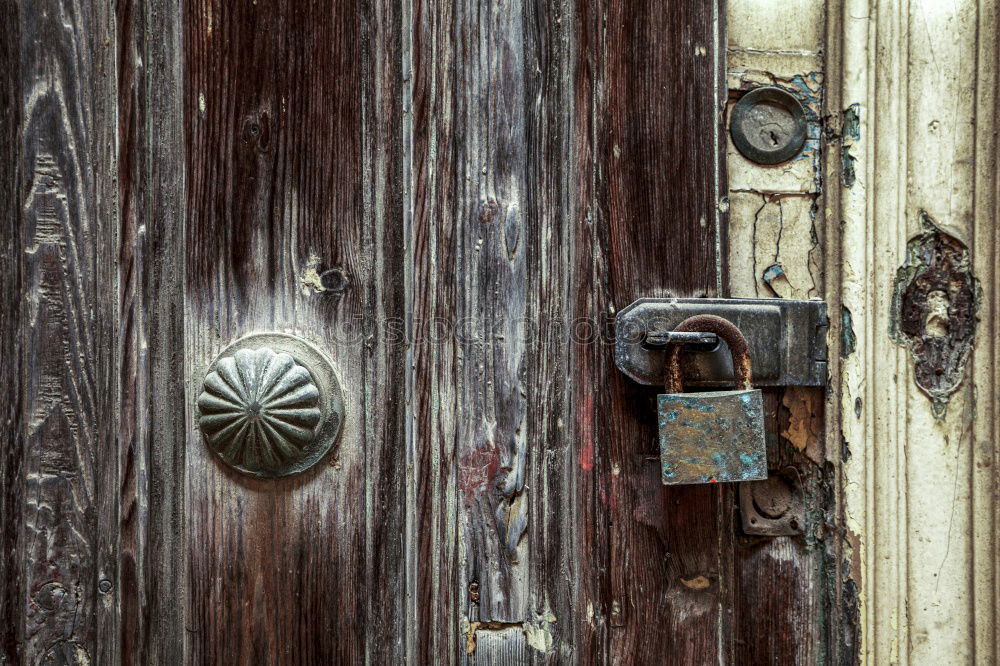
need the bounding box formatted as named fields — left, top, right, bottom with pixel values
left=615, top=298, right=828, bottom=387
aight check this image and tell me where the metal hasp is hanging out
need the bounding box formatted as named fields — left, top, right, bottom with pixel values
left=729, top=86, right=808, bottom=165
left=196, top=332, right=345, bottom=478
left=658, top=315, right=767, bottom=485
left=615, top=297, right=829, bottom=388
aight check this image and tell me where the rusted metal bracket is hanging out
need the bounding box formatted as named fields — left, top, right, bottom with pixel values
left=615, top=297, right=829, bottom=387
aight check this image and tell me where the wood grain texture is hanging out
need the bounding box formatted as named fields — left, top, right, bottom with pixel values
left=0, top=0, right=853, bottom=663
left=6, top=0, right=120, bottom=663
left=0, top=0, right=23, bottom=661
left=361, top=0, right=407, bottom=663
left=569, top=2, right=612, bottom=662
left=409, top=0, right=535, bottom=659
left=409, top=1, right=584, bottom=662
left=448, top=0, right=533, bottom=628
left=118, top=0, right=187, bottom=661
left=183, top=0, right=404, bottom=662
left=406, top=0, right=462, bottom=660
left=596, top=1, right=731, bottom=663
left=523, top=0, right=589, bottom=663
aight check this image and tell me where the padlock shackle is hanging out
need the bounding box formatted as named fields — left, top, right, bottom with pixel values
left=663, top=314, right=753, bottom=393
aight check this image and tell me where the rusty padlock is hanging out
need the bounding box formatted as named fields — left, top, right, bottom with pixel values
left=658, top=315, right=767, bottom=485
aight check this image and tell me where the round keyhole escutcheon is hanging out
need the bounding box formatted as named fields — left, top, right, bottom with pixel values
left=729, top=86, right=807, bottom=165
left=196, top=332, right=345, bottom=478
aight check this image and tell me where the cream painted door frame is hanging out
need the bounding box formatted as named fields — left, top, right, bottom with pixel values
left=831, top=0, right=998, bottom=662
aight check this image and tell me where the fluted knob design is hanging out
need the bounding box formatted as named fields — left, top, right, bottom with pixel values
left=196, top=333, right=344, bottom=477
left=198, top=347, right=321, bottom=472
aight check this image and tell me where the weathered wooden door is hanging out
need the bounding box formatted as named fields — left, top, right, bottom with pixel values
left=1, top=0, right=852, bottom=663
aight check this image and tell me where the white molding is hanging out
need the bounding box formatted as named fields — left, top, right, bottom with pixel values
left=833, top=0, right=999, bottom=662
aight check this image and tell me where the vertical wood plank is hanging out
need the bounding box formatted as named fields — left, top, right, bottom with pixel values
left=118, top=0, right=187, bottom=661
left=0, top=0, right=23, bottom=661
left=409, top=1, right=582, bottom=662
left=569, top=2, right=612, bottom=662
left=595, top=1, right=729, bottom=663
left=362, top=0, right=407, bottom=663
left=406, top=0, right=461, bottom=660
left=524, top=0, right=590, bottom=662
left=9, top=0, right=121, bottom=662
left=448, top=0, right=533, bottom=629
left=183, top=1, right=391, bottom=662
left=410, top=0, right=538, bottom=659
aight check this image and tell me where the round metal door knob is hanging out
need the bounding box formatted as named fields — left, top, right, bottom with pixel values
left=729, top=86, right=808, bottom=165
left=196, top=332, right=344, bottom=477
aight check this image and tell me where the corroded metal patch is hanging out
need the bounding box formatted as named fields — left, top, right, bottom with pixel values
left=890, top=213, right=981, bottom=417
left=196, top=332, right=344, bottom=477
left=658, top=389, right=767, bottom=485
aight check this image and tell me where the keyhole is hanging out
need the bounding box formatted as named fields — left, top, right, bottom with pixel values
left=757, top=123, right=787, bottom=148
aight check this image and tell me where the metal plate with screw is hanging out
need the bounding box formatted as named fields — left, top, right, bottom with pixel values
left=196, top=332, right=345, bottom=478
left=730, top=86, right=807, bottom=165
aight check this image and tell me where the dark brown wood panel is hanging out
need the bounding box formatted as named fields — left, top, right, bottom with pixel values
left=183, top=0, right=403, bottom=662
left=605, top=1, right=726, bottom=299
left=593, top=1, right=730, bottom=663
left=407, top=0, right=461, bottom=660
left=360, top=0, right=408, bottom=664
left=117, top=0, right=187, bottom=662
left=0, top=0, right=23, bottom=661
left=569, top=2, right=613, bottom=662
